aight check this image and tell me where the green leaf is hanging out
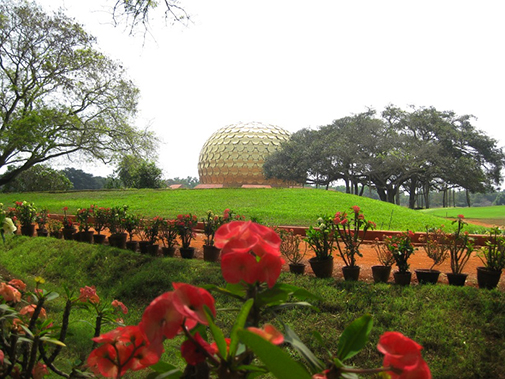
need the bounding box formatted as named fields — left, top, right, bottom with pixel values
left=283, top=324, right=325, bottom=373
left=276, top=283, right=323, bottom=301
left=256, top=288, right=289, bottom=307
left=229, top=298, right=254, bottom=357
left=39, top=337, right=66, bottom=346
left=205, top=306, right=227, bottom=359
left=202, top=283, right=245, bottom=300
left=336, top=314, right=373, bottom=361
left=147, top=362, right=183, bottom=378
left=238, top=329, right=312, bottom=379
left=45, top=291, right=59, bottom=301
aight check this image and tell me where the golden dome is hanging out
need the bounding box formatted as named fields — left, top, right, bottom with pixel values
left=198, top=121, right=291, bottom=187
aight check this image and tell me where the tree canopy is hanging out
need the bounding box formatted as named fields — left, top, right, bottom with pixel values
left=264, top=106, right=505, bottom=208
left=0, top=0, right=157, bottom=187
left=2, top=164, right=72, bottom=192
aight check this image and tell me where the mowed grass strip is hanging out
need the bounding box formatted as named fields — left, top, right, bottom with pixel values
left=0, top=188, right=489, bottom=233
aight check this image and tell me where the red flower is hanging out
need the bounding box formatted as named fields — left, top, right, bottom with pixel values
left=221, top=252, right=259, bottom=285
left=112, top=299, right=128, bottom=314
left=457, top=214, right=465, bottom=219
left=8, top=279, right=26, bottom=291
left=79, top=286, right=100, bottom=304
left=172, top=283, right=216, bottom=329
left=180, top=332, right=217, bottom=365
left=88, top=326, right=159, bottom=377
left=257, top=253, right=284, bottom=288
left=214, top=221, right=281, bottom=257
left=20, top=304, right=47, bottom=319
left=0, top=283, right=21, bottom=303
left=247, top=323, right=284, bottom=345
left=377, top=332, right=431, bottom=379
left=32, top=362, right=48, bottom=379
left=352, top=205, right=360, bottom=213
left=140, top=292, right=184, bottom=344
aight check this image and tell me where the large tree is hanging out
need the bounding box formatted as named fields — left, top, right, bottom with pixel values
left=2, top=164, right=72, bottom=192
left=0, top=1, right=157, bottom=187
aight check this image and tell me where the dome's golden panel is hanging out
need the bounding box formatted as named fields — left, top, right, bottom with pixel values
left=198, top=121, right=292, bottom=187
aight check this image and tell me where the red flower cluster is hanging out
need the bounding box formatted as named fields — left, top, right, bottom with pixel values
left=79, top=285, right=100, bottom=304
left=377, top=332, right=431, bottom=379
left=215, top=221, right=284, bottom=288
left=87, top=326, right=159, bottom=377
left=89, top=283, right=216, bottom=377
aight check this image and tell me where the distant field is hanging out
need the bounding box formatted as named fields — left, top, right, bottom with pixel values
left=421, top=206, right=505, bottom=227
left=0, top=188, right=489, bottom=233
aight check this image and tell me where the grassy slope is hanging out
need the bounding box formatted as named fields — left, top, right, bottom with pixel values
left=0, top=237, right=504, bottom=378
left=0, top=188, right=489, bottom=233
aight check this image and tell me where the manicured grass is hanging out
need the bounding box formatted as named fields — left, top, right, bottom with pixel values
left=0, top=188, right=489, bottom=233
left=0, top=236, right=504, bottom=378
left=421, top=205, right=505, bottom=223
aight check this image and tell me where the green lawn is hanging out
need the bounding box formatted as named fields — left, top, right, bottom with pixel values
left=0, top=188, right=490, bottom=233
left=421, top=205, right=505, bottom=224
left=0, top=236, right=503, bottom=378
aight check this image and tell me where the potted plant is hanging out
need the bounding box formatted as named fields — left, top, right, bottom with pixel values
left=144, top=216, right=163, bottom=256
left=107, top=205, right=128, bottom=249
left=476, top=227, right=505, bottom=289
left=0, top=203, right=17, bottom=242
left=35, top=208, right=49, bottom=237
left=61, top=206, right=76, bottom=240
left=47, top=219, right=62, bottom=238
left=386, top=231, right=416, bottom=286
left=13, top=201, right=37, bottom=236
left=92, top=207, right=110, bottom=244
left=159, top=218, right=178, bottom=257
left=446, top=215, right=474, bottom=286
left=201, top=210, right=224, bottom=262
left=277, top=227, right=307, bottom=274
left=333, top=206, right=376, bottom=281
left=416, top=227, right=449, bottom=284
left=75, top=206, right=94, bottom=243
left=123, top=213, right=141, bottom=252
left=372, top=237, right=395, bottom=283
left=305, top=216, right=335, bottom=278
left=176, top=213, right=198, bottom=259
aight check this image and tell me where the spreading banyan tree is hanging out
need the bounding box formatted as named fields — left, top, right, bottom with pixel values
left=197, top=121, right=292, bottom=187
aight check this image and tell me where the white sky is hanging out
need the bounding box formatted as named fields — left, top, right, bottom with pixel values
left=41, top=0, right=505, bottom=179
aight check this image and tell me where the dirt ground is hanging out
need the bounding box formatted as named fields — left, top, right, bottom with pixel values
left=188, top=218, right=504, bottom=290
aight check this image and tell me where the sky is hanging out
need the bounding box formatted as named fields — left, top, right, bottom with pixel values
left=41, top=0, right=505, bottom=179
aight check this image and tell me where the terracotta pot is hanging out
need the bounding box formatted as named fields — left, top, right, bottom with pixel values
left=36, top=228, right=48, bottom=237
left=109, top=233, right=127, bottom=249
left=79, top=231, right=94, bottom=243
left=139, top=241, right=150, bottom=254
left=393, top=271, right=412, bottom=286
left=342, top=265, right=360, bottom=281
left=126, top=240, right=138, bottom=252
left=309, top=256, right=334, bottom=278
left=372, top=265, right=391, bottom=283
left=50, top=231, right=61, bottom=239
left=446, top=272, right=467, bottom=286
left=62, top=227, right=76, bottom=240
left=93, top=234, right=106, bottom=244
left=180, top=247, right=195, bottom=259
left=20, top=224, right=36, bottom=237
left=147, top=244, right=159, bottom=256
left=289, top=263, right=306, bottom=275
left=203, top=245, right=221, bottom=262
left=476, top=267, right=502, bottom=290
left=162, top=247, right=176, bottom=257
left=415, top=269, right=440, bottom=285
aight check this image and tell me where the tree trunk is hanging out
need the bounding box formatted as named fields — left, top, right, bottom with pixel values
left=424, top=183, right=430, bottom=209
left=408, top=179, right=417, bottom=209
left=466, top=189, right=471, bottom=207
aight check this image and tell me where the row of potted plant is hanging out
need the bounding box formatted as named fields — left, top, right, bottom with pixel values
left=282, top=209, right=504, bottom=290
left=3, top=202, right=504, bottom=289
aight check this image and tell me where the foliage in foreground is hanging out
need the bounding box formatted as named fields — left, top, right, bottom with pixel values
left=0, top=188, right=490, bottom=233
left=0, top=237, right=503, bottom=378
